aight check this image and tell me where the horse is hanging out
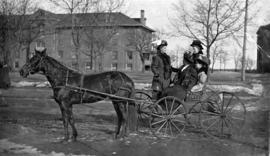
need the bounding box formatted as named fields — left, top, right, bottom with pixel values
left=19, top=48, right=137, bottom=142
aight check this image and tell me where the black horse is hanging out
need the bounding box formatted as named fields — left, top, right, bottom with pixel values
left=20, top=48, right=136, bottom=142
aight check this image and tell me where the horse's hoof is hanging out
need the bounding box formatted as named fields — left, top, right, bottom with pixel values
left=70, top=137, right=77, bottom=142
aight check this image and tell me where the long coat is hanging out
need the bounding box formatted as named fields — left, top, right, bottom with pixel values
left=172, top=64, right=198, bottom=91
left=151, top=52, right=172, bottom=91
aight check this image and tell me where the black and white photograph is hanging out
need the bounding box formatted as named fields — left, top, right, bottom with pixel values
left=0, top=0, right=269, bottom=155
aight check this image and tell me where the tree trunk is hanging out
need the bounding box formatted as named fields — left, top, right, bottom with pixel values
left=26, top=43, right=30, bottom=62
left=211, top=61, right=215, bottom=73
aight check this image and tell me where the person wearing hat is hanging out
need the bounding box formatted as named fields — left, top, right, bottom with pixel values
left=171, top=52, right=198, bottom=90
left=190, top=40, right=203, bottom=53
left=191, top=55, right=210, bottom=92
left=151, top=40, right=172, bottom=101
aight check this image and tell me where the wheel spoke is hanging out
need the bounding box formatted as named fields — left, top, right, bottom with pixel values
left=205, top=118, right=219, bottom=131
left=221, top=118, right=224, bottom=135
left=165, top=98, right=169, bottom=113
left=171, top=120, right=184, bottom=133
left=170, top=98, right=176, bottom=114
left=172, top=118, right=186, bottom=124
left=221, top=93, right=225, bottom=113
left=224, top=95, right=234, bottom=112
left=157, top=120, right=167, bottom=133
left=151, top=112, right=164, bottom=118
left=151, top=118, right=166, bottom=126
left=164, top=121, right=169, bottom=135
left=230, top=116, right=245, bottom=121
left=169, top=121, right=173, bottom=135
left=171, top=104, right=185, bottom=115
left=201, top=110, right=220, bottom=116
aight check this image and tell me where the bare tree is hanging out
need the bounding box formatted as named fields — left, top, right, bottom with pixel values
left=49, top=0, right=88, bottom=70
left=0, top=0, right=37, bottom=68
left=82, top=27, right=118, bottom=71
left=233, top=49, right=242, bottom=71
left=171, top=0, right=254, bottom=59
left=218, top=49, right=229, bottom=70
left=81, top=0, right=124, bottom=71
left=210, top=44, right=221, bottom=72
left=127, top=29, right=152, bottom=72
left=49, top=0, right=125, bottom=70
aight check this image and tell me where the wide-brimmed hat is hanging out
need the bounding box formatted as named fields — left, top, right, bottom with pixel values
left=190, top=40, right=203, bottom=50
left=152, top=40, right=168, bottom=50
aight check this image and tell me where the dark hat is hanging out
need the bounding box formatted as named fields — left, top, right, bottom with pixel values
left=157, top=40, right=168, bottom=50
left=191, top=40, right=203, bottom=50
left=196, top=55, right=210, bottom=65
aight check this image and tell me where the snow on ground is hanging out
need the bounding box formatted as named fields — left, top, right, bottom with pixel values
left=10, top=80, right=263, bottom=96
left=135, top=82, right=264, bottom=96
left=11, top=81, right=51, bottom=87
left=0, top=139, right=95, bottom=156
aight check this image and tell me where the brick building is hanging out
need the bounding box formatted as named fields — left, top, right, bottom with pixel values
left=257, top=24, right=270, bottom=73
left=14, top=9, right=155, bottom=72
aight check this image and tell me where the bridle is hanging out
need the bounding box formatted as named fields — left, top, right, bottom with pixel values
left=25, top=55, right=46, bottom=75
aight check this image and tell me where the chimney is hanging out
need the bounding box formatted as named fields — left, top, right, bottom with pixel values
left=140, top=10, right=146, bottom=25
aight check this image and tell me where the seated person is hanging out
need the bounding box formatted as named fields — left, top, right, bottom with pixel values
left=171, top=52, right=198, bottom=91
left=191, top=55, right=210, bottom=92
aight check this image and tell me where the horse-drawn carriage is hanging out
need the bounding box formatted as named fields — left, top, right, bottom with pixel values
left=20, top=48, right=246, bottom=141
left=135, top=85, right=246, bottom=138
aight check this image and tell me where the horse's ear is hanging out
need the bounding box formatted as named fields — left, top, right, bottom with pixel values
left=41, top=48, right=47, bottom=56
left=34, top=48, right=41, bottom=55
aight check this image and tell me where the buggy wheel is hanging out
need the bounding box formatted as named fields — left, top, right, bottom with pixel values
left=200, top=92, right=246, bottom=138
left=150, top=96, right=187, bottom=137
left=135, top=91, right=152, bottom=128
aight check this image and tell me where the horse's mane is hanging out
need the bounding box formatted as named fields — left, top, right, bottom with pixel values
left=45, top=55, right=80, bottom=74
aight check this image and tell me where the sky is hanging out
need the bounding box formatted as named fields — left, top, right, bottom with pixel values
left=38, top=0, right=270, bottom=69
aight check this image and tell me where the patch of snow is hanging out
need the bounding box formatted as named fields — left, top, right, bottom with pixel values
left=0, top=139, right=96, bottom=156
left=208, top=83, right=263, bottom=96
left=134, top=82, right=264, bottom=96
left=11, top=81, right=51, bottom=87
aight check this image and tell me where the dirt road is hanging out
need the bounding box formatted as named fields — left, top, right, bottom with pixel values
left=0, top=86, right=268, bottom=156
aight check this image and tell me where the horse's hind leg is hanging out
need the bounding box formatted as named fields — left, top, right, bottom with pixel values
left=118, top=102, right=128, bottom=137
left=57, top=101, right=69, bottom=141
left=112, top=101, right=123, bottom=139
left=67, top=106, right=77, bottom=141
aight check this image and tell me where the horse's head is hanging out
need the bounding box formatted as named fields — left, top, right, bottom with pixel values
left=20, top=48, right=47, bottom=78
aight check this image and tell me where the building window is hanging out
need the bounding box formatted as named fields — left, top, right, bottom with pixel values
left=15, top=60, right=19, bottom=68
left=58, top=50, right=64, bottom=58
left=143, top=53, right=150, bottom=61
left=126, top=63, right=133, bottom=71
left=127, top=51, right=133, bottom=60
left=112, top=51, right=118, bottom=60
left=111, top=63, right=118, bottom=70
left=85, top=61, right=91, bottom=70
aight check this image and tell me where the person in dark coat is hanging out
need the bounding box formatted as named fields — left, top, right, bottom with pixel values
left=151, top=40, right=172, bottom=101
left=162, top=53, right=198, bottom=101
left=172, top=52, right=198, bottom=91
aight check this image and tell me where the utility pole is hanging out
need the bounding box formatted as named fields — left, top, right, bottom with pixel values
left=241, top=0, right=248, bottom=81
